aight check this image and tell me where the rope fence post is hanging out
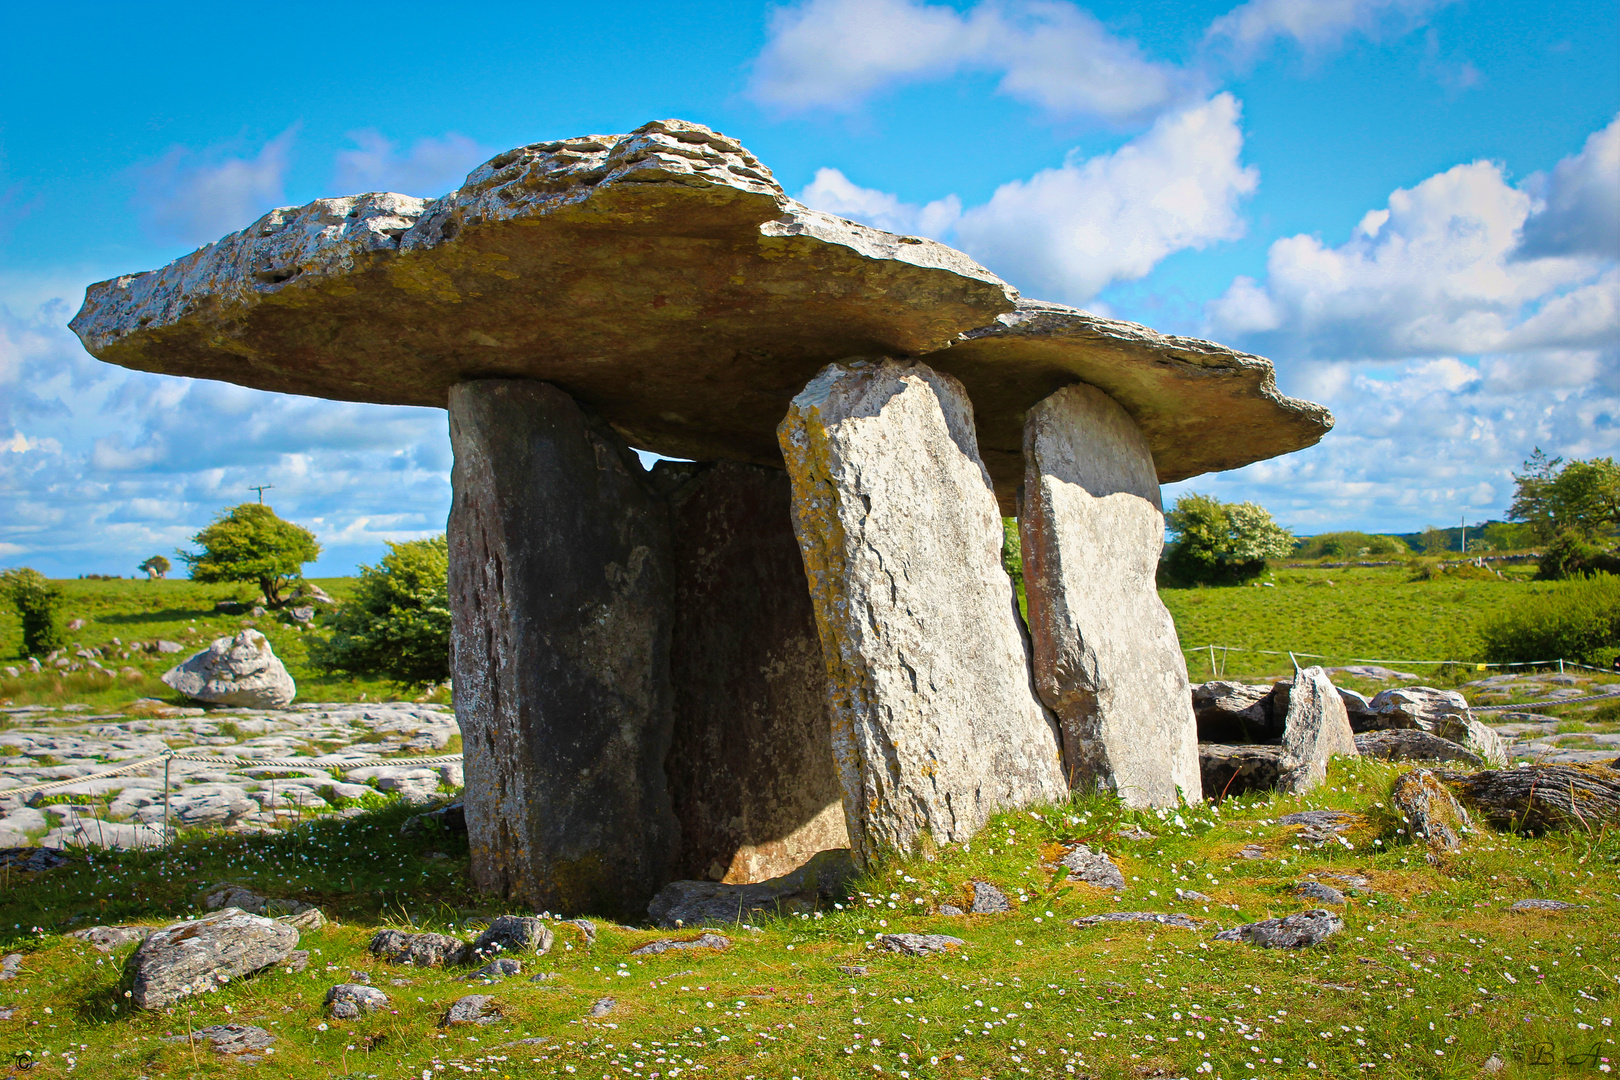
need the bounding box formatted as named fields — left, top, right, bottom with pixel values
left=162, top=753, right=172, bottom=848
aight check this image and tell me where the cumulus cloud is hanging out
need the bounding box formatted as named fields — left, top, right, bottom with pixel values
left=1207, top=120, right=1620, bottom=360
left=797, top=94, right=1257, bottom=305
left=332, top=131, right=493, bottom=198
left=1515, top=115, right=1620, bottom=261
left=132, top=129, right=297, bottom=247
left=1203, top=0, right=1455, bottom=65
left=751, top=0, right=1195, bottom=123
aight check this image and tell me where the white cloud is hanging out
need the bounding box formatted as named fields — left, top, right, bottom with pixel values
left=797, top=167, right=963, bottom=238
left=1515, top=116, right=1620, bottom=261
left=132, top=129, right=297, bottom=247
left=751, top=0, right=1194, bottom=123
left=332, top=131, right=493, bottom=198
left=1207, top=124, right=1620, bottom=359
left=1204, top=0, right=1454, bottom=64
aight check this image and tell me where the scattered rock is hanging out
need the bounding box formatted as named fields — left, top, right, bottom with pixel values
left=530, top=972, right=560, bottom=983
left=1439, top=763, right=1620, bottom=833
left=969, top=881, right=1011, bottom=914
left=161, top=630, right=296, bottom=709
left=1238, top=845, right=1267, bottom=859
left=1115, top=824, right=1156, bottom=841
left=876, top=933, right=965, bottom=956
left=66, top=619, right=85, bottom=631
left=471, top=958, right=523, bottom=981
left=1198, top=744, right=1285, bottom=799
left=1354, top=729, right=1484, bottom=767
left=279, top=908, right=327, bottom=932
left=1313, top=872, right=1371, bottom=892
left=1390, top=768, right=1472, bottom=851
left=630, top=932, right=731, bottom=956
left=1366, top=686, right=1507, bottom=766
left=1509, top=899, right=1587, bottom=913
left=472, top=916, right=553, bottom=959
left=325, top=983, right=389, bottom=1019
left=563, top=918, right=597, bottom=944
left=66, top=925, right=153, bottom=953
left=646, top=849, right=854, bottom=928
left=200, top=882, right=316, bottom=917
left=1175, top=889, right=1213, bottom=903
left=1056, top=844, right=1125, bottom=890
left=368, top=928, right=471, bottom=968
left=400, top=801, right=466, bottom=837
left=153, top=640, right=183, bottom=654
left=1071, top=912, right=1201, bottom=929
left=1277, top=810, right=1355, bottom=828
left=1482, top=1054, right=1506, bottom=1074
left=937, top=904, right=966, bottom=917
left=286, top=950, right=310, bottom=973
left=164, top=1023, right=275, bottom=1055
left=441, top=994, right=501, bottom=1026
left=1295, top=882, right=1347, bottom=906
left=1214, top=910, right=1343, bottom=949
left=0, top=954, right=21, bottom=980
left=838, top=965, right=870, bottom=977
left=589, top=997, right=617, bottom=1018
left=130, top=908, right=299, bottom=1009
left=0, top=848, right=69, bottom=871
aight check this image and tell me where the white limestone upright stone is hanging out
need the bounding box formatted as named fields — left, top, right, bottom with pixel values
left=1278, top=666, right=1359, bottom=794
left=778, top=359, right=1067, bottom=867
left=1019, top=383, right=1200, bottom=806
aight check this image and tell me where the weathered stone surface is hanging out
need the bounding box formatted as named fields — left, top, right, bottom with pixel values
left=658, top=460, right=848, bottom=885
left=368, top=929, right=471, bottom=968
left=1355, top=729, right=1484, bottom=767
left=161, top=630, right=295, bottom=708
left=67, top=925, right=152, bottom=953
left=1056, top=844, right=1125, bottom=890
left=1367, top=687, right=1507, bottom=766
left=589, top=997, right=617, bottom=1018
left=1438, top=763, right=1620, bottom=833
left=1071, top=912, right=1201, bottom=929
left=1277, top=666, right=1358, bottom=795
left=1510, top=898, right=1586, bottom=912
left=630, top=932, right=731, bottom=956
left=449, top=379, right=676, bottom=920
left=130, top=908, right=299, bottom=1009
left=969, top=881, right=1011, bottom=914
left=1191, top=682, right=1281, bottom=744
left=441, top=994, right=501, bottom=1026
left=472, top=916, right=553, bottom=959
left=1213, top=910, right=1343, bottom=949
left=1390, top=769, right=1471, bottom=851
left=1295, top=881, right=1347, bottom=906
left=1021, top=383, right=1200, bottom=805
left=471, top=958, right=524, bottom=980
left=779, top=359, right=1066, bottom=865
left=1198, top=743, right=1285, bottom=798
left=645, top=848, right=854, bottom=928
left=877, top=933, right=964, bottom=956
left=165, top=1023, right=275, bottom=1055
left=325, top=983, right=389, bottom=1019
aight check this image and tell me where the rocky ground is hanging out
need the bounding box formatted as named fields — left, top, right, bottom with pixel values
left=0, top=701, right=459, bottom=848
left=1456, top=671, right=1620, bottom=764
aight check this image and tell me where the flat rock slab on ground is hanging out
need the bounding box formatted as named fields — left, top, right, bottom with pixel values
left=969, top=881, right=1011, bottom=914
left=1438, top=763, right=1620, bottom=833
left=471, top=958, right=523, bottom=981
left=1295, top=882, right=1347, bottom=905
left=1214, top=910, right=1344, bottom=949
left=1071, top=912, right=1201, bottom=929
left=630, top=933, right=731, bottom=956
left=1056, top=844, right=1125, bottom=890
left=67, top=925, right=153, bottom=952
left=645, top=849, right=855, bottom=928
left=442, top=994, right=502, bottom=1026
left=1510, top=899, right=1588, bottom=912
left=877, top=933, right=965, bottom=956
left=131, top=908, right=299, bottom=1009
left=164, top=1023, right=275, bottom=1056
left=1355, top=729, right=1484, bottom=767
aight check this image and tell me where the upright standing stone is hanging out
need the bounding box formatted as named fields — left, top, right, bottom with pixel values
left=1019, top=383, right=1200, bottom=806
left=659, top=460, right=849, bottom=884
left=778, top=359, right=1067, bottom=867
left=1278, top=666, right=1357, bottom=795
left=448, top=379, right=676, bottom=920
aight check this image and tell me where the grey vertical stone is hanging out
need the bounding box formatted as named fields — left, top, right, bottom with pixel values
left=1019, top=383, right=1201, bottom=806
left=778, top=359, right=1067, bottom=867
left=659, top=460, right=849, bottom=884
left=1278, top=665, right=1358, bottom=795
left=448, top=379, right=676, bottom=920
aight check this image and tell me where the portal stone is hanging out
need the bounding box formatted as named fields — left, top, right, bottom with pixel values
left=1019, top=383, right=1201, bottom=806
left=448, top=379, right=676, bottom=920
left=778, top=359, right=1067, bottom=866
left=657, top=460, right=849, bottom=884
left=1278, top=666, right=1358, bottom=795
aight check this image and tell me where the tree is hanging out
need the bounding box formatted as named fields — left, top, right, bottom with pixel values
left=1163, top=494, right=1295, bottom=586
left=1, top=568, right=65, bottom=657
left=1421, top=525, right=1450, bottom=555
left=139, top=555, right=171, bottom=580
left=314, top=536, right=451, bottom=687
left=1510, top=449, right=1620, bottom=541
left=178, top=503, right=320, bottom=606
left=1482, top=521, right=1535, bottom=552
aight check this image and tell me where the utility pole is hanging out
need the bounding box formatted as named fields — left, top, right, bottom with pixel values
left=1460, top=514, right=1466, bottom=555
left=248, top=484, right=274, bottom=504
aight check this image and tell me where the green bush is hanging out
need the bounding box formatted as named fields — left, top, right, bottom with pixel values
left=1163, top=494, right=1294, bottom=586
left=1479, top=573, right=1620, bottom=665
left=315, top=536, right=451, bottom=688
left=1295, top=531, right=1408, bottom=559
left=1536, top=530, right=1620, bottom=580
left=0, top=568, right=65, bottom=657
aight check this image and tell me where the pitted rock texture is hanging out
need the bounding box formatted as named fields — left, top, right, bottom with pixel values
left=1438, top=763, right=1620, bottom=833
left=1390, top=768, right=1471, bottom=851
left=441, top=994, right=501, bottom=1027
left=877, top=933, right=964, bottom=956
left=1277, top=666, right=1358, bottom=795
left=1020, top=383, right=1200, bottom=805
left=449, top=379, right=676, bottom=920
left=779, top=359, right=1067, bottom=866
left=472, top=916, right=554, bottom=959
left=72, top=122, right=1328, bottom=510
left=657, top=460, right=848, bottom=885
left=130, top=908, right=299, bottom=1009
left=67, top=925, right=153, bottom=952
left=630, top=932, right=732, bottom=956
left=161, top=630, right=295, bottom=708
left=1071, top=912, right=1201, bottom=929
left=165, top=1023, right=276, bottom=1055
left=1056, top=843, right=1125, bottom=890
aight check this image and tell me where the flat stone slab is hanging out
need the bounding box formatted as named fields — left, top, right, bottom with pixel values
left=876, top=933, right=964, bottom=955
left=1070, top=911, right=1201, bottom=929
left=1214, top=909, right=1343, bottom=949
left=71, top=121, right=1329, bottom=508
left=630, top=932, right=731, bottom=956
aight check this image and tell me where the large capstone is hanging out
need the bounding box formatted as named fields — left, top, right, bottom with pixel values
left=778, top=358, right=1067, bottom=866
left=448, top=379, right=676, bottom=919
left=658, top=460, right=849, bottom=884
left=1019, top=383, right=1200, bottom=806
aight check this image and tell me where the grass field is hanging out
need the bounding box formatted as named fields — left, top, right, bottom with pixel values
left=0, top=759, right=1613, bottom=1079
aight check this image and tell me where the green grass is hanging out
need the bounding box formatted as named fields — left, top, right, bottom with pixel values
left=0, top=577, right=447, bottom=708
left=0, top=760, right=1613, bottom=1078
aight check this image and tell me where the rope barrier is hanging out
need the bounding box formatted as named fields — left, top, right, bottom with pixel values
left=0, top=751, right=465, bottom=800
left=1472, top=692, right=1620, bottom=712
left=1185, top=643, right=1614, bottom=675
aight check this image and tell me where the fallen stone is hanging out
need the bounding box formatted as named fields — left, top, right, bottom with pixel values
left=130, top=908, right=299, bottom=1009
left=153, top=640, right=183, bottom=654
left=441, top=994, right=501, bottom=1026
left=368, top=928, right=471, bottom=968
left=1354, top=729, right=1484, bottom=767
left=449, top=379, right=677, bottom=920
left=1070, top=912, right=1201, bottom=929
left=779, top=358, right=1066, bottom=866
left=969, top=881, right=1011, bottom=914
left=67, top=925, right=153, bottom=953
left=1390, top=768, right=1472, bottom=851
left=937, top=904, right=966, bottom=917
left=659, top=460, right=847, bottom=885
left=589, top=997, right=617, bottom=1018
left=161, top=630, right=295, bottom=709
left=1509, top=899, right=1587, bottom=912
left=1277, top=666, right=1357, bottom=795
left=471, top=958, right=523, bottom=981
left=1213, top=910, right=1343, bottom=949
left=646, top=847, right=855, bottom=928
left=286, top=950, right=309, bottom=973
left=876, top=933, right=965, bottom=956
left=1277, top=810, right=1356, bottom=828
left=472, top=916, right=553, bottom=959
left=1312, top=872, right=1372, bottom=892
left=1115, top=824, right=1156, bottom=842
left=325, top=983, right=389, bottom=1019
left=630, top=932, right=731, bottom=956
left=1056, top=844, right=1125, bottom=890
left=838, top=965, right=870, bottom=977
left=1366, top=687, right=1507, bottom=766
left=1295, top=882, right=1347, bottom=906
left=165, top=1023, right=275, bottom=1055
left=563, top=918, right=597, bottom=945
left=401, top=801, right=467, bottom=837
left=1238, top=845, right=1267, bottom=859
left=1020, top=383, right=1200, bottom=805
left=278, top=908, right=327, bottom=932
left=1175, top=889, right=1213, bottom=903
left=1198, top=744, right=1285, bottom=799
left=1438, top=763, right=1620, bottom=833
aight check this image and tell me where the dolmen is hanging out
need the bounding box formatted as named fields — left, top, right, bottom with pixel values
left=71, top=119, right=1332, bottom=919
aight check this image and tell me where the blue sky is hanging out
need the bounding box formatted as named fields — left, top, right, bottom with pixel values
left=2, top=0, right=1616, bottom=576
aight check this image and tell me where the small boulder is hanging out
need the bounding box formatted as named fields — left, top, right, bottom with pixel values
left=164, top=1023, right=274, bottom=1056
left=325, top=983, right=389, bottom=1019
left=472, top=916, right=553, bottom=959
left=630, top=932, right=730, bottom=956
left=1056, top=844, right=1125, bottom=890
left=646, top=849, right=854, bottom=928
left=1214, top=910, right=1343, bottom=949
left=589, top=997, right=617, bottom=1018
left=1277, top=666, right=1357, bottom=795
left=161, top=629, right=295, bottom=708
left=441, top=994, right=501, bottom=1026
left=1295, top=881, right=1347, bottom=906
left=969, top=881, right=1011, bottom=914
left=1366, top=686, right=1506, bottom=766
left=1071, top=912, right=1200, bottom=929
left=1510, top=898, right=1587, bottom=913
left=937, top=903, right=966, bottom=917
left=130, top=908, right=299, bottom=1009
left=471, top=958, right=523, bottom=981
left=1354, top=729, right=1483, bottom=767
left=1390, top=768, right=1471, bottom=851
left=368, top=928, right=471, bottom=967
left=877, top=933, right=964, bottom=956
left=153, top=640, right=184, bottom=654
left=67, top=925, right=153, bottom=953
left=564, top=918, right=597, bottom=944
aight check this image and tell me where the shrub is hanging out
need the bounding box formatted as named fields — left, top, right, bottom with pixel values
left=1536, top=530, right=1620, bottom=580
left=139, top=555, right=170, bottom=580
left=1001, top=517, right=1023, bottom=593
left=1, top=568, right=66, bottom=657
left=178, top=503, right=321, bottom=606
left=1478, top=573, right=1620, bottom=665
left=315, top=536, right=451, bottom=688
left=1295, top=531, right=1408, bottom=559
left=1163, top=494, right=1294, bottom=586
